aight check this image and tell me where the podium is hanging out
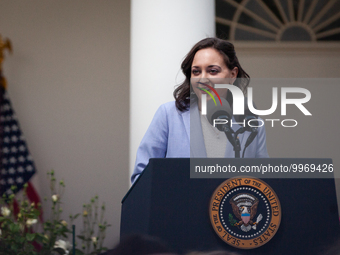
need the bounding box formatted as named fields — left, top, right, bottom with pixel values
left=121, top=158, right=339, bottom=254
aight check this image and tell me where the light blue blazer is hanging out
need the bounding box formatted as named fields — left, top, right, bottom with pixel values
left=131, top=101, right=269, bottom=183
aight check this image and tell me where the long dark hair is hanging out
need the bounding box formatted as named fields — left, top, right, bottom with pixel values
left=173, top=37, right=250, bottom=112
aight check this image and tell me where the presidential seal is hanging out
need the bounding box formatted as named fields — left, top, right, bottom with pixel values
left=209, top=177, right=281, bottom=249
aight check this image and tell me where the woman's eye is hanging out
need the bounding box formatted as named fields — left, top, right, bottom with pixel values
left=209, top=69, right=219, bottom=74
left=192, top=70, right=200, bottom=75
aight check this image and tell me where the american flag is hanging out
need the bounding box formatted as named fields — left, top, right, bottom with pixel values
left=0, top=72, right=41, bottom=210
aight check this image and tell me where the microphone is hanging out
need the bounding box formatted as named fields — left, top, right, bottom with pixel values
left=206, top=96, right=259, bottom=158
left=206, top=97, right=233, bottom=132
left=206, top=98, right=238, bottom=149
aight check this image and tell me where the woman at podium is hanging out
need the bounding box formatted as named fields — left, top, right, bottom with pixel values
left=131, top=37, right=269, bottom=183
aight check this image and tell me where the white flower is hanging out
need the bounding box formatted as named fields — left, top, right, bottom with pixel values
left=52, top=194, right=58, bottom=202
left=1, top=207, right=10, bottom=217
left=91, top=236, right=97, bottom=244
left=61, top=220, right=68, bottom=227
left=26, top=218, right=38, bottom=227
left=54, top=239, right=72, bottom=255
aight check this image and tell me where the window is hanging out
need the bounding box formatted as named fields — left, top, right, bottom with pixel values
left=216, top=0, right=340, bottom=41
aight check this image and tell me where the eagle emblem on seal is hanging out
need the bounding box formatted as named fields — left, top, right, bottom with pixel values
left=230, top=193, right=263, bottom=232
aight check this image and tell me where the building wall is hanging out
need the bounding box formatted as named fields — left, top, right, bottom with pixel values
left=0, top=0, right=130, bottom=248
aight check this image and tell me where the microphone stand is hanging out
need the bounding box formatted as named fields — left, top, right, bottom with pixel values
left=216, top=118, right=242, bottom=158
left=207, top=98, right=258, bottom=158
left=219, top=123, right=257, bottom=158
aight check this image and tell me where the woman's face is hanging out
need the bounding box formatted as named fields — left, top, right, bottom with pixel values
left=191, top=48, right=238, bottom=110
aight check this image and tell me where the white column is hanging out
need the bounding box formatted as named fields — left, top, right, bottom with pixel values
left=130, top=0, right=215, bottom=179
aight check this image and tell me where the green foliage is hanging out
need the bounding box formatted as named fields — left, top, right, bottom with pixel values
left=0, top=185, right=43, bottom=255
left=0, top=170, right=110, bottom=255
left=228, top=213, right=237, bottom=226
left=78, top=196, right=110, bottom=255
